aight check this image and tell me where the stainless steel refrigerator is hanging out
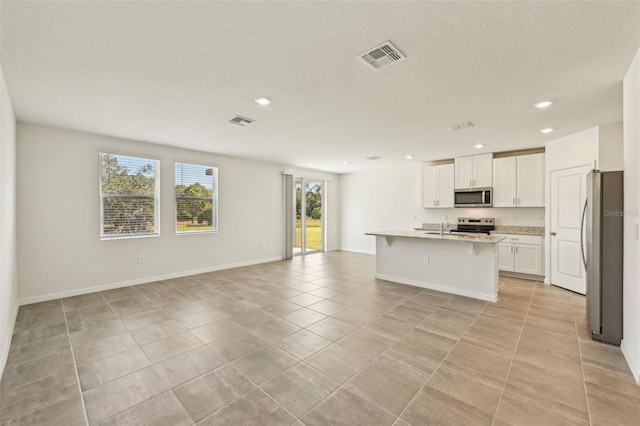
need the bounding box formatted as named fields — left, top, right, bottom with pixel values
left=583, top=170, right=623, bottom=345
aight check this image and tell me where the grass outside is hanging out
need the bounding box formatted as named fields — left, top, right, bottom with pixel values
left=176, top=222, right=213, bottom=232
left=296, top=219, right=322, bottom=250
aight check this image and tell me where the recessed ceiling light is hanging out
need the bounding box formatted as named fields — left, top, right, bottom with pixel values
left=405, top=155, right=413, bottom=159
left=540, top=128, right=555, bottom=134
left=342, top=161, right=349, bottom=165
left=474, top=144, right=484, bottom=149
left=534, top=100, right=553, bottom=109
left=254, top=97, right=271, bottom=106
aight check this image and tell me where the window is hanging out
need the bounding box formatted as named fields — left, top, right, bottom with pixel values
left=100, top=153, right=160, bottom=239
left=175, top=162, right=218, bottom=233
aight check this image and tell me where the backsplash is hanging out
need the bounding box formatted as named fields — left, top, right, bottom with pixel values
left=418, top=223, right=544, bottom=236
left=418, top=207, right=544, bottom=227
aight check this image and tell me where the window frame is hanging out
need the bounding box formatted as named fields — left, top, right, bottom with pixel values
left=174, top=161, right=218, bottom=235
left=99, top=152, right=161, bottom=240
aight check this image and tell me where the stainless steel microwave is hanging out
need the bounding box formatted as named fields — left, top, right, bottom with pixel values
left=454, top=188, right=492, bottom=207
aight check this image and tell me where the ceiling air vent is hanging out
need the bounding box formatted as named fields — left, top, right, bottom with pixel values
left=229, top=115, right=255, bottom=126
left=366, top=156, right=382, bottom=160
left=357, top=41, right=406, bottom=71
left=447, top=121, right=474, bottom=132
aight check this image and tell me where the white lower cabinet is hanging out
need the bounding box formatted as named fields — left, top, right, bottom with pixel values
left=496, top=234, right=543, bottom=276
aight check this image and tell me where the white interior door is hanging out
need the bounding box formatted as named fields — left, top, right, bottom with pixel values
left=550, top=165, right=592, bottom=294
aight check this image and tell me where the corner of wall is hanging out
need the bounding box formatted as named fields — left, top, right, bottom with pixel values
left=0, top=64, right=19, bottom=381
left=621, top=339, right=640, bottom=384
left=0, top=301, right=18, bottom=381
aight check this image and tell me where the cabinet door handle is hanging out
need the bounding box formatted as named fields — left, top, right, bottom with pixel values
left=469, top=179, right=472, bottom=187
left=517, top=198, right=521, bottom=205
left=515, top=246, right=518, bottom=254
left=433, top=200, right=436, bottom=206
left=513, top=198, right=516, bottom=206
left=550, top=232, right=557, bottom=236
left=510, top=246, right=513, bottom=253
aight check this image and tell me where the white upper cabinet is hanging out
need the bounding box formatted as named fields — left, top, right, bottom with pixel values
left=454, top=153, right=492, bottom=189
left=492, top=157, right=517, bottom=207
left=492, top=153, right=544, bottom=207
left=438, top=164, right=455, bottom=207
left=422, top=163, right=454, bottom=208
left=454, top=156, right=473, bottom=189
left=472, top=153, right=493, bottom=188
left=516, top=153, right=545, bottom=207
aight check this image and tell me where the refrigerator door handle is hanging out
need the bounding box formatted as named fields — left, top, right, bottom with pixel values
left=580, top=199, right=588, bottom=270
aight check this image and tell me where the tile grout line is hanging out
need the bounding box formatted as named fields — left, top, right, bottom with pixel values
left=394, top=294, right=491, bottom=423
left=489, top=279, right=537, bottom=426
left=61, top=298, right=91, bottom=426
left=572, top=295, right=593, bottom=425
left=289, top=289, right=456, bottom=424
left=93, top=283, right=222, bottom=425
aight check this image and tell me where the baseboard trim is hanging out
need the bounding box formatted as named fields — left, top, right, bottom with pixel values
left=19, top=256, right=283, bottom=306
left=375, top=273, right=498, bottom=303
left=620, top=339, right=640, bottom=384
left=0, top=300, right=19, bottom=382
left=499, top=271, right=545, bottom=281
left=338, top=248, right=376, bottom=255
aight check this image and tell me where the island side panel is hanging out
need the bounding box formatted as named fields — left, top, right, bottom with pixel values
left=374, top=236, right=499, bottom=302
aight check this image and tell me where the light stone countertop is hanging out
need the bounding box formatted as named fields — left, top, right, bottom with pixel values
left=366, top=230, right=506, bottom=244
left=417, top=223, right=545, bottom=236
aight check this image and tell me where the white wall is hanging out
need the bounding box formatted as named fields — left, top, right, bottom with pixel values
left=17, top=123, right=338, bottom=302
left=542, top=125, right=620, bottom=283
left=339, top=165, right=422, bottom=254
left=338, top=164, right=544, bottom=254
left=599, top=122, right=624, bottom=171
left=622, top=47, right=640, bottom=383
left=544, top=128, right=598, bottom=284
left=0, top=65, right=18, bottom=379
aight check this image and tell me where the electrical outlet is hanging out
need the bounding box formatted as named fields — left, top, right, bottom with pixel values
left=138, top=254, right=145, bottom=264
left=422, top=257, right=430, bottom=266
left=510, top=216, right=516, bottom=223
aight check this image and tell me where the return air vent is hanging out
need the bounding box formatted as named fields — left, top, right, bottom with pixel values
left=229, top=115, right=255, bottom=126
left=366, top=156, right=382, bottom=160
left=447, top=121, right=474, bottom=131
left=357, top=41, right=406, bottom=71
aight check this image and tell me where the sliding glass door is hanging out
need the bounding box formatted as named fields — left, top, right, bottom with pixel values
left=294, top=178, right=324, bottom=255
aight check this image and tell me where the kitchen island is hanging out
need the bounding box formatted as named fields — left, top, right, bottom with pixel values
left=365, top=230, right=506, bottom=302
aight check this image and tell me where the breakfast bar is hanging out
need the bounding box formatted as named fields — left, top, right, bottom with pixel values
left=365, top=230, right=506, bottom=302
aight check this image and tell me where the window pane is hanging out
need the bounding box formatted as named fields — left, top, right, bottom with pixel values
left=100, top=153, right=159, bottom=238
left=175, top=162, right=218, bottom=233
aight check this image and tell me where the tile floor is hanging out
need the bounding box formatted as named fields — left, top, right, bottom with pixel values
left=1, top=251, right=638, bottom=425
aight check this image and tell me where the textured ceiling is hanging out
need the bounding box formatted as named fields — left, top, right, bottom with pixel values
left=1, top=1, right=639, bottom=173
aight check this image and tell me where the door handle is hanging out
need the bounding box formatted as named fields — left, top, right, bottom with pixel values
left=550, top=232, right=557, bottom=236
left=580, top=199, right=588, bottom=269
